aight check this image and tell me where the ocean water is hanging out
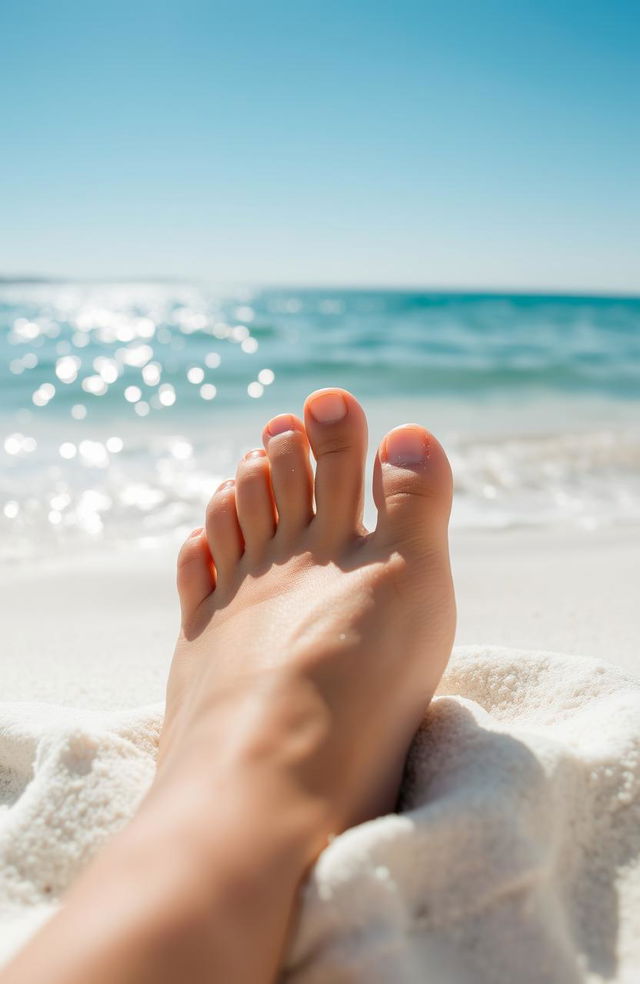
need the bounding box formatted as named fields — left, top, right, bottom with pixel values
left=1, top=283, right=639, bottom=561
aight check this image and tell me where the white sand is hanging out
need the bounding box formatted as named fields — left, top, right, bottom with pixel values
left=1, top=527, right=639, bottom=979
left=452, top=528, right=640, bottom=679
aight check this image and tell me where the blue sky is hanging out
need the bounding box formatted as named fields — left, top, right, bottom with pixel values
left=1, top=0, right=638, bottom=291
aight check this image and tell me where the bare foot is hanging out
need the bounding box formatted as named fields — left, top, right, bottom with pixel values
left=0, top=390, right=456, bottom=984
left=157, top=388, right=455, bottom=836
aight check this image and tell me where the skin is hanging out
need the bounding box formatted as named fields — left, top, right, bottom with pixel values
left=1, top=388, right=456, bottom=984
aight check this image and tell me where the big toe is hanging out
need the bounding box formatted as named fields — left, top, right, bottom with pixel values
left=372, top=424, right=452, bottom=550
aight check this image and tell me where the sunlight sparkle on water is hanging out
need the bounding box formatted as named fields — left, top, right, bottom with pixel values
left=187, top=367, right=205, bottom=384
left=93, top=356, right=120, bottom=384
left=12, top=319, right=41, bottom=342
left=82, top=376, right=108, bottom=396
left=55, top=355, right=81, bottom=384
left=4, top=432, right=37, bottom=455
left=0, top=283, right=297, bottom=556
left=158, top=384, right=176, bottom=407
left=142, top=362, right=162, bottom=386
left=4, top=434, right=21, bottom=455
left=59, top=442, right=77, bottom=460
left=119, top=344, right=154, bottom=368
left=33, top=383, right=55, bottom=407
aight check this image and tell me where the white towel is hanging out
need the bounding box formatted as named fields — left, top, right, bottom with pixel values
left=1, top=646, right=639, bottom=983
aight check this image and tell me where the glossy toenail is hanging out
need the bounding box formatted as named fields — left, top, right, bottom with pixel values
left=266, top=414, right=297, bottom=438
left=216, top=479, right=235, bottom=492
left=189, top=526, right=203, bottom=538
left=308, top=392, right=347, bottom=424
left=244, top=448, right=267, bottom=460
left=383, top=427, right=428, bottom=467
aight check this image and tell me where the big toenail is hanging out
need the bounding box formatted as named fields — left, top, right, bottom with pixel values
left=383, top=427, right=428, bottom=467
left=266, top=414, right=297, bottom=438
left=245, top=448, right=267, bottom=460
left=308, top=392, right=347, bottom=424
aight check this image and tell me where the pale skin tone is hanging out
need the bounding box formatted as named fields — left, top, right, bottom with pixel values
left=2, top=388, right=456, bottom=984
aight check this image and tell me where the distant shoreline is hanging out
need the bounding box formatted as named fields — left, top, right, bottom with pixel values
left=1, top=277, right=639, bottom=301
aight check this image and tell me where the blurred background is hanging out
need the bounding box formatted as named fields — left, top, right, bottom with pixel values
left=1, top=0, right=639, bottom=563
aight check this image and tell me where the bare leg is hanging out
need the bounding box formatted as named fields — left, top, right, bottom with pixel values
left=2, top=389, right=455, bottom=984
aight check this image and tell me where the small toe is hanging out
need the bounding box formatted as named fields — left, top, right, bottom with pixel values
left=176, top=528, right=215, bottom=623
left=372, top=425, right=453, bottom=549
left=262, top=414, right=314, bottom=537
left=235, top=449, right=277, bottom=556
left=303, top=388, right=368, bottom=547
left=205, top=480, right=244, bottom=583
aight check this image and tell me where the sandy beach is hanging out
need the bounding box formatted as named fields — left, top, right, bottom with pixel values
left=2, top=525, right=640, bottom=982
left=2, top=526, right=637, bottom=711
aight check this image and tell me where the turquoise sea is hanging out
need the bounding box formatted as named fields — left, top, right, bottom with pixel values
left=1, top=283, right=639, bottom=561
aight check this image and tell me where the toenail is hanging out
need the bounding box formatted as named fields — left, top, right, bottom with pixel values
left=383, top=427, right=429, bottom=467
left=244, top=448, right=267, bottom=460
left=216, top=479, right=235, bottom=493
left=266, top=414, right=298, bottom=438
left=308, top=391, right=347, bottom=424
left=189, top=526, right=203, bottom=538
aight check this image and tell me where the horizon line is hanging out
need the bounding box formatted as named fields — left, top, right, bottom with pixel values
left=0, top=274, right=639, bottom=301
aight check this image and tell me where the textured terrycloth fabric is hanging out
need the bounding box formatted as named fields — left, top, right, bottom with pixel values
left=1, top=646, right=639, bottom=982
